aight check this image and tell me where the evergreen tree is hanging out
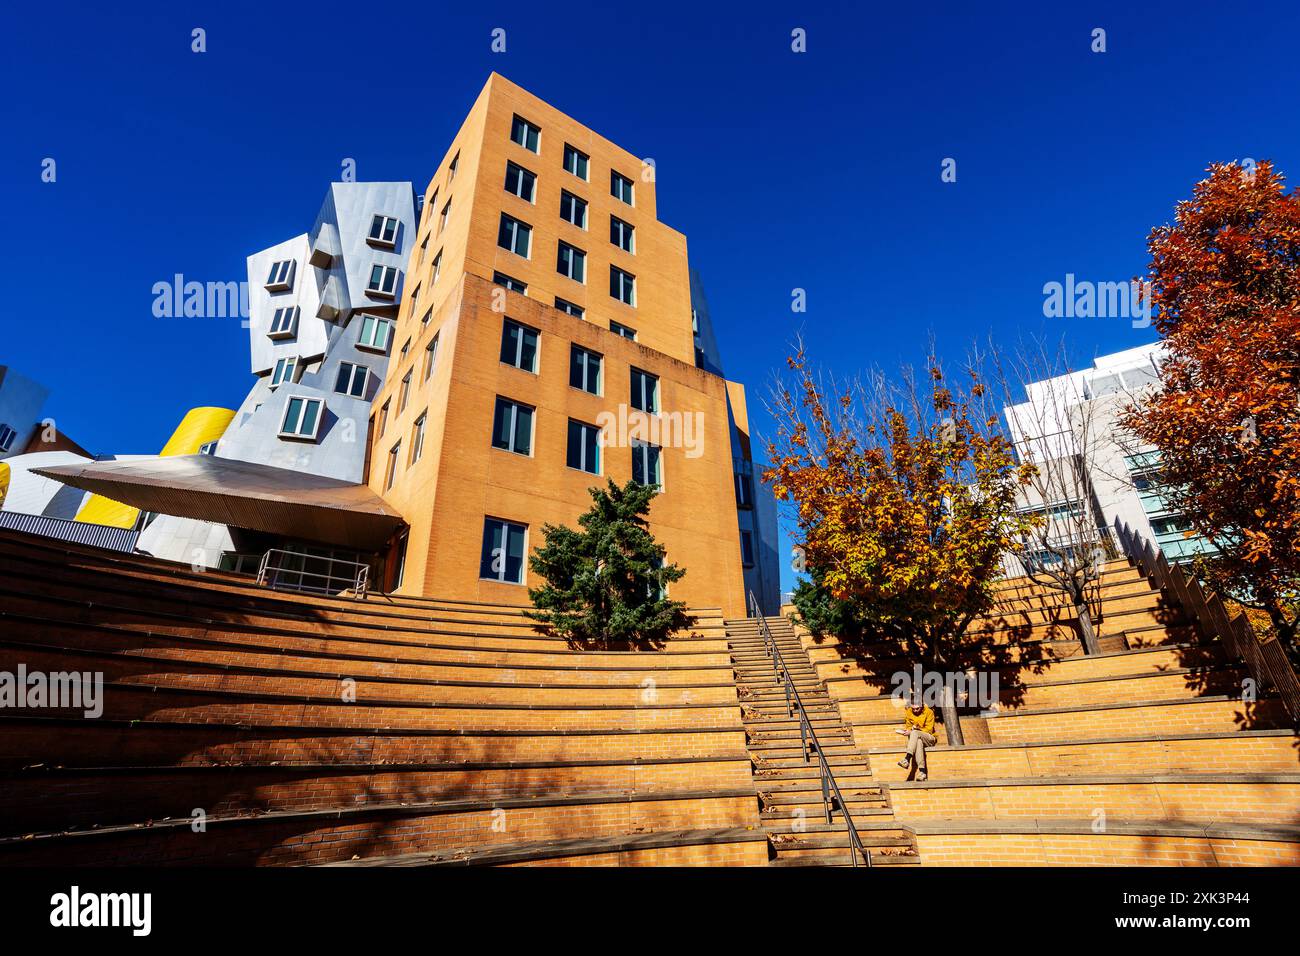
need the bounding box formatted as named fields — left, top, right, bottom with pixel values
left=526, top=479, right=695, bottom=648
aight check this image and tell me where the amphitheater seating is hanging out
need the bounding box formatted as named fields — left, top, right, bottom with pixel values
left=5, top=529, right=1296, bottom=867
left=0, top=528, right=767, bottom=866
left=778, top=557, right=1300, bottom=866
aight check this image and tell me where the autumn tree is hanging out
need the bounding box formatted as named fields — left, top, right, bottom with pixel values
left=526, top=479, right=695, bottom=648
left=766, top=348, right=1038, bottom=744
left=1122, top=160, right=1300, bottom=652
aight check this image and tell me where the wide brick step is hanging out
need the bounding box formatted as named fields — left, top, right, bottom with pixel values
left=0, top=621, right=736, bottom=684
left=0, top=541, right=730, bottom=638
left=0, top=588, right=727, bottom=657
left=909, top=818, right=1300, bottom=866
left=328, top=827, right=770, bottom=867
left=820, top=643, right=1225, bottom=695
left=850, top=695, right=1289, bottom=751
left=0, top=758, right=755, bottom=835
left=0, top=716, right=748, bottom=769
left=868, top=730, right=1300, bottom=781
left=0, top=788, right=760, bottom=866
left=0, top=644, right=738, bottom=709
left=886, top=773, right=1300, bottom=825
left=836, top=666, right=1247, bottom=724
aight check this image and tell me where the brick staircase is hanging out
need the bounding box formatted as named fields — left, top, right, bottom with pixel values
left=0, top=528, right=768, bottom=867
left=798, top=558, right=1300, bottom=866
left=725, top=615, right=920, bottom=866
left=5, top=527, right=1294, bottom=867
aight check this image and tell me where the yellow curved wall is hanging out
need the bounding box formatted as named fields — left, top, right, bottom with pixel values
left=75, top=406, right=236, bottom=529
left=0, top=462, right=10, bottom=510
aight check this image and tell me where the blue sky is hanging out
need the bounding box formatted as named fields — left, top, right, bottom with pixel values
left=3, top=0, right=1298, bottom=592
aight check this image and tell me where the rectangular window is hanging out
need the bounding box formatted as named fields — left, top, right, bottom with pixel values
left=566, top=419, right=601, bottom=474
left=280, top=396, right=324, bottom=440
left=480, top=517, right=526, bottom=584
left=610, top=215, right=634, bottom=252
left=493, top=271, right=528, bottom=294
left=504, top=161, right=537, bottom=202
left=630, top=368, right=659, bottom=413
left=448, top=151, right=459, bottom=180
left=492, top=397, right=534, bottom=456
left=266, top=259, right=294, bottom=291
left=0, top=424, right=18, bottom=452
left=431, top=250, right=442, bottom=283
left=378, top=400, right=390, bottom=437
left=510, top=115, right=541, bottom=152
left=500, top=319, right=539, bottom=372
left=741, top=531, right=755, bottom=567
left=335, top=361, right=370, bottom=398
left=557, top=242, right=586, bottom=282
left=610, top=266, right=636, bottom=305
left=611, top=171, right=634, bottom=205
left=398, top=370, right=412, bottom=413
left=735, top=472, right=753, bottom=508
left=357, top=314, right=393, bottom=351
left=385, top=440, right=401, bottom=490
left=422, top=333, right=440, bottom=382
left=610, top=320, right=637, bottom=340
left=569, top=345, right=602, bottom=395
left=410, top=412, right=427, bottom=464
left=268, top=305, right=299, bottom=339
left=419, top=307, right=432, bottom=328
left=563, top=144, right=589, bottom=180
left=439, top=198, right=452, bottom=234
left=270, top=355, right=297, bottom=388
left=498, top=213, right=532, bottom=257
left=399, top=338, right=410, bottom=362
left=368, top=213, right=399, bottom=248
left=631, top=441, right=662, bottom=488
left=417, top=235, right=428, bottom=267
left=647, top=556, right=666, bottom=601
left=560, top=190, right=588, bottom=228
left=555, top=297, right=584, bottom=318
left=367, top=264, right=399, bottom=298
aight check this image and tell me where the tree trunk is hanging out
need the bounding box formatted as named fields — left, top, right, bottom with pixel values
left=939, top=681, right=964, bottom=747
left=1075, top=597, right=1102, bottom=655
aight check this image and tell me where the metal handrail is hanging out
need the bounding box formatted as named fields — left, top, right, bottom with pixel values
left=257, top=548, right=370, bottom=600
left=748, top=591, right=870, bottom=867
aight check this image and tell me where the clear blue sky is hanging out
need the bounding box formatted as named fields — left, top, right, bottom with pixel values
left=3, top=0, right=1298, bottom=592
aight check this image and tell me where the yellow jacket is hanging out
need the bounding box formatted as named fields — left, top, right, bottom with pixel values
left=903, top=706, right=935, bottom=737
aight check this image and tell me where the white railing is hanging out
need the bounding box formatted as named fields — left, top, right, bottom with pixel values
left=256, top=548, right=370, bottom=599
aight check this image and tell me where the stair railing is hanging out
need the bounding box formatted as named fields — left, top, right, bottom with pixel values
left=748, top=591, right=870, bottom=867
left=1111, top=518, right=1300, bottom=725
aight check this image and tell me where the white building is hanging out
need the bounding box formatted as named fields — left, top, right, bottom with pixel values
left=138, top=181, right=417, bottom=568
left=1002, top=343, right=1216, bottom=567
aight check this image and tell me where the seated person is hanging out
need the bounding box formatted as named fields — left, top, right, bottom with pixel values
left=896, top=695, right=937, bottom=781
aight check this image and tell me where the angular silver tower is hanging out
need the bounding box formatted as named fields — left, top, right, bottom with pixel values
left=138, top=181, right=417, bottom=567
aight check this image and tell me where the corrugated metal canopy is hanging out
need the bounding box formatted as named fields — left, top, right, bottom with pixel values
left=33, top=455, right=404, bottom=551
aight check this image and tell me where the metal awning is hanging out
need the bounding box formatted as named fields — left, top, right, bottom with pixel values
left=33, top=455, right=405, bottom=551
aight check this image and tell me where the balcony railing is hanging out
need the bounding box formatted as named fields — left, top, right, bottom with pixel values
left=256, top=548, right=370, bottom=600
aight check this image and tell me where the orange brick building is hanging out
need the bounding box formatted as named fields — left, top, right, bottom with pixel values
left=366, top=74, right=773, bottom=617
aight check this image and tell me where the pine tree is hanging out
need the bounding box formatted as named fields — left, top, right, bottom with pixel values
left=526, top=479, right=696, bottom=648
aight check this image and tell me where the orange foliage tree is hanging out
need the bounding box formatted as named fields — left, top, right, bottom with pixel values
left=1122, top=161, right=1300, bottom=651
left=765, top=349, right=1038, bottom=744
